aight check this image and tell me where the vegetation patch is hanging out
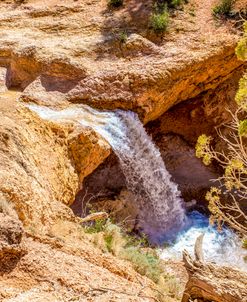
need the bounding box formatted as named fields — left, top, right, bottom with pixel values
left=121, top=246, right=163, bottom=282
left=168, top=0, right=187, bottom=8
left=149, top=0, right=189, bottom=34
left=118, top=30, right=128, bottom=43
left=150, top=2, right=170, bottom=33
left=212, top=0, right=234, bottom=16
left=83, top=216, right=182, bottom=300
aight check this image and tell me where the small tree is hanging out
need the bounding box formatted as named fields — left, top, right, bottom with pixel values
left=196, top=22, right=247, bottom=237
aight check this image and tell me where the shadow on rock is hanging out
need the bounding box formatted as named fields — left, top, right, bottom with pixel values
left=0, top=213, right=26, bottom=274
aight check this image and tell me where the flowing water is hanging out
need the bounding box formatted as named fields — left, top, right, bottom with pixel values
left=160, top=211, right=247, bottom=271
left=28, top=104, right=187, bottom=243
left=28, top=104, right=247, bottom=268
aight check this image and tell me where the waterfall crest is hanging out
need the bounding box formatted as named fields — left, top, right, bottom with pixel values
left=28, top=104, right=187, bottom=243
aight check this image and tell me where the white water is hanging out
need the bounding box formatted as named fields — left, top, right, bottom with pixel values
left=28, top=104, right=186, bottom=243
left=161, top=211, right=247, bottom=271
left=28, top=104, right=247, bottom=268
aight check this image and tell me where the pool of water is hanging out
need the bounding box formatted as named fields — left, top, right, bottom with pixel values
left=160, top=211, right=247, bottom=271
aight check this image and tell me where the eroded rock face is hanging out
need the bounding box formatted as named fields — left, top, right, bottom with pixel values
left=147, top=68, right=244, bottom=144
left=0, top=91, right=110, bottom=233
left=0, top=1, right=245, bottom=301
left=0, top=0, right=244, bottom=123
left=19, top=43, right=244, bottom=123
left=69, top=128, right=111, bottom=183
left=66, top=45, right=244, bottom=123
left=0, top=213, right=26, bottom=274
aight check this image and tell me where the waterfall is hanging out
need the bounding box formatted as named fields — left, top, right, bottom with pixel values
left=28, top=104, right=187, bottom=243
left=92, top=110, right=187, bottom=243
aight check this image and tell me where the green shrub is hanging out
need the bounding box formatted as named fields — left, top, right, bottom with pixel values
left=84, top=217, right=162, bottom=282
left=104, top=222, right=126, bottom=255
left=125, top=233, right=149, bottom=248
left=84, top=218, right=107, bottom=234
left=118, top=31, right=128, bottom=43
left=108, top=0, right=123, bottom=8
left=236, top=22, right=247, bottom=61
left=166, top=0, right=188, bottom=8
left=121, top=247, right=163, bottom=282
left=84, top=217, right=181, bottom=299
left=170, top=0, right=183, bottom=7
left=243, top=239, right=247, bottom=248
left=150, top=9, right=169, bottom=33
left=212, top=0, right=234, bottom=16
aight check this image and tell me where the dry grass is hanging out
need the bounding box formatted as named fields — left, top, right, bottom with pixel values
left=83, top=218, right=182, bottom=301
left=0, top=195, right=18, bottom=219
left=46, top=217, right=182, bottom=301
left=48, top=219, right=87, bottom=242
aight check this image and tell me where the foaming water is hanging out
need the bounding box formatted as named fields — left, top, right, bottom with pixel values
left=160, top=211, right=247, bottom=271
left=28, top=104, right=187, bottom=243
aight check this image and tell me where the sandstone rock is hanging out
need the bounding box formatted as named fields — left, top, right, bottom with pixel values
left=66, top=44, right=245, bottom=123
left=0, top=213, right=26, bottom=274
left=122, top=33, right=161, bottom=56
left=0, top=67, right=7, bottom=92
left=147, top=67, right=244, bottom=144
left=0, top=92, right=109, bottom=233
left=20, top=75, right=76, bottom=108
left=69, top=127, right=111, bottom=184
left=0, top=228, right=160, bottom=302
left=0, top=1, right=245, bottom=300
left=182, top=250, right=247, bottom=302
left=0, top=0, right=244, bottom=122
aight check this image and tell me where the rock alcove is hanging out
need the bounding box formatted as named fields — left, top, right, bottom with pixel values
left=71, top=66, right=245, bottom=236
